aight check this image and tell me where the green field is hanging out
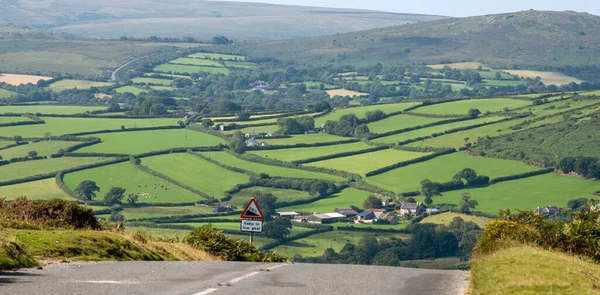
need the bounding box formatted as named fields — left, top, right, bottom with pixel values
left=64, top=162, right=202, bottom=204
left=111, top=205, right=215, bottom=220
left=372, top=116, right=505, bottom=144
left=223, top=61, right=258, bottom=68
left=199, top=152, right=344, bottom=182
left=291, top=82, right=338, bottom=89
left=0, top=105, right=106, bottom=115
left=478, top=79, right=527, bottom=87
left=78, top=129, right=224, bottom=155
left=0, top=178, right=70, bottom=200
left=188, top=53, right=245, bottom=61
left=0, top=117, right=180, bottom=138
left=412, top=99, right=531, bottom=115
left=125, top=227, right=191, bottom=239
left=367, top=114, right=445, bottom=134
left=149, top=86, right=177, bottom=91
left=223, top=125, right=279, bottom=135
left=250, top=142, right=372, bottom=162
left=115, top=86, right=146, bottom=95
left=262, top=133, right=348, bottom=145
left=307, top=149, right=429, bottom=175
left=0, top=116, right=29, bottom=124
left=0, top=88, right=17, bottom=98
left=169, top=58, right=223, bottom=67
left=227, top=187, right=312, bottom=208
left=47, top=80, right=112, bottom=91
left=0, top=140, right=79, bottom=159
left=315, top=102, right=421, bottom=126
left=280, top=188, right=371, bottom=213
left=420, top=212, right=492, bottom=228
left=0, top=157, right=109, bottom=182
left=366, top=152, right=539, bottom=193
left=0, top=139, right=12, bottom=148
left=142, top=153, right=250, bottom=199
left=154, top=64, right=230, bottom=75
left=420, top=174, right=600, bottom=214
left=132, top=77, right=173, bottom=85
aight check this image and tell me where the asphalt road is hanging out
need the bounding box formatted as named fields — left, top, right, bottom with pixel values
left=0, top=261, right=468, bottom=295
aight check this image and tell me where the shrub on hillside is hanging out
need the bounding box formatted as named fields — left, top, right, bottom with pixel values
left=0, top=198, right=100, bottom=230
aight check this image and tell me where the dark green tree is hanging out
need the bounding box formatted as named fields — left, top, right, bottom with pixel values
left=458, top=192, right=478, bottom=214
left=363, top=195, right=383, bottom=209
left=104, top=187, right=126, bottom=206
left=420, top=179, right=441, bottom=205
left=27, top=150, right=38, bottom=158
left=262, top=218, right=292, bottom=240
left=252, top=191, right=278, bottom=221
left=468, top=108, right=481, bottom=118
left=354, top=235, right=379, bottom=264
left=126, top=193, right=139, bottom=206
left=229, top=131, right=247, bottom=154
left=74, top=180, right=100, bottom=201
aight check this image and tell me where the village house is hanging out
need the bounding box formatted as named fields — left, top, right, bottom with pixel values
left=245, top=131, right=259, bottom=138
left=426, top=208, right=441, bottom=215
left=266, top=132, right=277, bottom=137
left=245, top=138, right=268, bottom=147
left=276, top=211, right=300, bottom=219
left=400, top=202, right=422, bottom=216
left=534, top=206, right=560, bottom=215
left=217, top=124, right=227, bottom=131
left=335, top=208, right=358, bottom=218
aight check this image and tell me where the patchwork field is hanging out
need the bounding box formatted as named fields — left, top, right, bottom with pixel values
left=307, top=149, right=429, bottom=175
left=107, top=205, right=215, bottom=220
left=0, top=178, right=69, bottom=200
left=427, top=62, right=490, bottom=70
left=0, top=157, right=108, bottom=182
left=420, top=212, right=492, bottom=228
left=188, top=53, right=245, bottom=61
left=0, top=140, right=79, bottom=159
left=326, top=89, right=368, bottom=98
left=64, top=162, right=202, bottom=204
left=0, top=88, right=17, bottom=98
left=154, top=64, right=230, bottom=75
left=0, top=105, right=106, bottom=115
left=411, top=99, right=531, bottom=115
left=280, top=188, right=372, bottom=213
left=366, top=152, right=539, bottom=193
left=0, top=116, right=29, bottom=124
left=47, top=79, right=112, bottom=91
left=142, top=153, right=250, bottom=198
left=223, top=61, right=258, bottom=68
left=0, top=74, right=52, bottom=86
left=262, top=133, right=348, bottom=145
left=367, top=114, right=444, bottom=133
left=132, top=77, right=173, bottom=85
left=227, top=187, right=312, bottom=208
left=315, top=102, right=420, bottom=126
left=77, top=129, right=224, bottom=154
left=503, top=70, right=583, bottom=86
left=115, top=86, right=146, bottom=95
left=250, top=142, right=372, bottom=162
left=169, top=58, right=223, bottom=67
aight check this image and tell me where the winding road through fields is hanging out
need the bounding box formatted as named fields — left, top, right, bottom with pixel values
left=0, top=261, right=468, bottom=295
left=111, top=55, right=152, bottom=81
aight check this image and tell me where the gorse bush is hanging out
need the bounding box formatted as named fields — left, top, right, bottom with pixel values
left=0, top=198, right=100, bottom=230
left=184, top=224, right=286, bottom=262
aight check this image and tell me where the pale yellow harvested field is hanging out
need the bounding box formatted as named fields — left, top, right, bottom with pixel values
left=326, top=89, right=368, bottom=98
left=0, top=74, right=53, bottom=86
left=503, top=70, right=583, bottom=86
left=428, top=62, right=490, bottom=70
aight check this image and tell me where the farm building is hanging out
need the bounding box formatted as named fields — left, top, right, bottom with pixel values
left=335, top=208, right=358, bottom=217
left=306, top=213, right=342, bottom=224
left=400, top=202, right=422, bottom=216
left=245, top=131, right=259, bottom=138
left=534, top=206, right=560, bottom=215
left=213, top=205, right=234, bottom=213
left=245, top=138, right=268, bottom=147
left=277, top=211, right=300, bottom=219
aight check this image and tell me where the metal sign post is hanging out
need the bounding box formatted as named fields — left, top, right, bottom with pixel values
left=240, top=198, right=265, bottom=243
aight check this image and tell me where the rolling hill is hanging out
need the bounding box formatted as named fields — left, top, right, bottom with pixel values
left=0, top=0, right=446, bottom=40
left=244, top=10, right=600, bottom=71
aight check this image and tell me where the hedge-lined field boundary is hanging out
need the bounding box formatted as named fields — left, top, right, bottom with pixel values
left=364, top=149, right=456, bottom=177
left=368, top=116, right=472, bottom=140
left=259, top=226, right=334, bottom=251
left=292, top=145, right=389, bottom=164
left=134, top=163, right=215, bottom=201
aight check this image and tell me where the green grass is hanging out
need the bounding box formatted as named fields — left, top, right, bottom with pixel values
left=223, top=125, right=279, bottom=135
left=477, top=71, right=514, bottom=80
left=115, top=86, right=146, bottom=95
left=132, top=77, right=173, bottom=85
left=0, top=105, right=106, bottom=115
left=0, top=88, right=17, bottom=98
left=330, top=221, right=409, bottom=230
left=0, top=178, right=70, bottom=201
left=0, top=139, right=13, bottom=148
left=188, top=53, right=245, bottom=61
left=169, top=58, right=223, bottom=67
left=154, top=64, right=230, bottom=75
left=64, top=162, right=202, bottom=204
left=262, top=133, right=349, bottom=145
left=470, top=245, right=600, bottom=295
left=47, top=79, right=112, bottom=91
left=412, top=99, right=530, bottom=115
left=372, top=117, right=506, bottom=144
left=280, top=188, right=372, bottom=213
left=0, top=157, right=108, bottom=182
left=250, top=142, right=372, bottom=162
left=420, top=173, right=600, bottom=215
left=307, top=149, right=429, bottom=175
left=367, top=114, right=445, bottom=134
left=115, top=205, right=215, bottom=220
left=227, top=187, right=312, bottom=208
left=124, top=227, right=191, bottom=240
left=366, top=152, right=539, bottom=193
left=223, top=61, right=258, bottom=68
left=142, top=153, right=250, bottom=199
left=149, top=86, right=177, bottom=91
left=291, top=82, right=338, bottom=89
left=222, top=118, right=279, bottom=126
left=478, top=80, right=527, bottom=87
left=0, top=140, right=79, bottom=159
left=0, top=116, right=29, bottom=124
left=78, top=129, right=224, bottom=155
left=420, top=212, right=492, bottom=228
left=0, top=117, right=180, bottom=137
left=199, top=152, right=344, bottom=182
left=315, top=102, right=421, bottom=126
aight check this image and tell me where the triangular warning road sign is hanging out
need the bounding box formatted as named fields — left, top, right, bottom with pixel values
left=240, top=198, right=265, bottom=220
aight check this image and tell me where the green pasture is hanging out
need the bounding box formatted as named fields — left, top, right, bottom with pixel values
left=0, top=105, right=106, bottom=115
left=47, top=80, right=112, bottom=91
left=477, top=71, right=515, bottom=80
left=307, top=149, right=429, bottom=175
left=113, top=205, right=215, bottom=220
left=411, top=98, right=531, bottom=115
left=0, top=139, right=12, bottom=148
left=330, top=222, right=409, bottom=230
left=199, top=152, right=344, bottom=182
left=0, top=178, right=70, bottom=201
left=143, top=73, right=190, bottom=79
left=0, top=116, right=29, bottom=124
left=223, top=118, right=278, bottom=126
left=169, top=58, right=223, bottom=67
left=262, top=133, right=349, bottom=145
left=367, top=114, right=445, bottom=134
left=372, top=117, right=505, bottom=144
left=142, top=153, right=250, bottom=199
left=419, top=174, right=600, bottom=215
left=315, top=102, right=421, bottom=126
left=280, top=188, right=371, bottom=213
left=250, top=142, right=372, bottom=162
left=0, top=157, right=108, bottom=182
left=132, top=77, right=173, bottom=85
left=154, top=64, right=230, bottom=75
left=64, top=162, right=202, bottom=204
left=0, top=140, right=78, bottom=159
left=223, top=125, right=279, bottom=135
left=149, top=86, right=177, bottom=91
left=78, top=129, right=224, bottom=155
left=227, top=187, right=312, bottom=208
left=292, top=82, right=338, bottom=89
left=125, top=227, right=191, bottom=239
left=0, top=88, right=17, bottom=98
left=115, top=86, right=146, bottom=95
left=365, top=152, right=540, bottom=193
left=188, top=53, right=245, bottom=61
left=478, top=80, right=527, bottom=87
left=223, top=61, right=258, bottom=68
left=420, top=212, right=492, bottom=228
left=349, top=80, right=401, bottom=86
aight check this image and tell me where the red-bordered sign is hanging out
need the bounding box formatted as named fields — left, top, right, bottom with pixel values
left=240, top=197, right=264, bottom=220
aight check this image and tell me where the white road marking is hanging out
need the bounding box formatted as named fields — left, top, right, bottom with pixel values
left=71, top=280, right=136, bottom=284
left=227, top=271, right=261, bottom=284
left=193, top=288, right=218, bottom=295
left=266, top=263, right=288, bottom=271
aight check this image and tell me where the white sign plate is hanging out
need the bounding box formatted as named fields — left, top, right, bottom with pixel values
left=240, top=220, right=263, bottom=233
